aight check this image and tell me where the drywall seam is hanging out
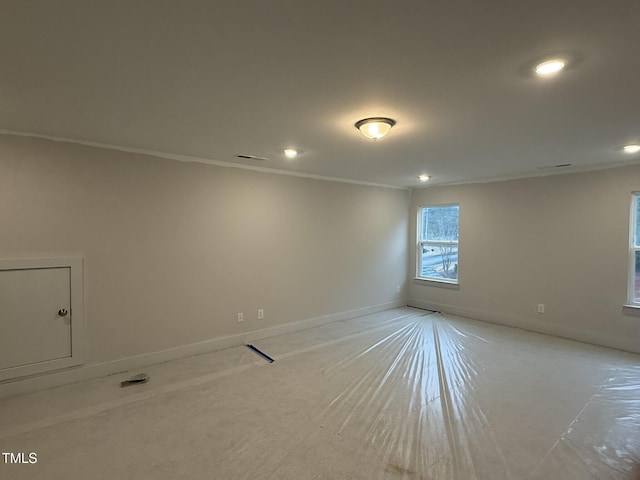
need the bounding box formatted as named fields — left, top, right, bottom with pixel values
left=0, top=300, right=404, bottom=400
left=407, top=299, right=640, bottom=354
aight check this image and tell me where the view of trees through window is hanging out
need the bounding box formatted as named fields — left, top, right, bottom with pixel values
left=418, top=205, right=459, bottom=282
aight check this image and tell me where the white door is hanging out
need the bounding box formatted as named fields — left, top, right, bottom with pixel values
left=0, top=267, right=72, bottom=370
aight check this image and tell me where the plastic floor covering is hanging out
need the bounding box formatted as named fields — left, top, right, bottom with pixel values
left=0, top=307, right=639, bottom=479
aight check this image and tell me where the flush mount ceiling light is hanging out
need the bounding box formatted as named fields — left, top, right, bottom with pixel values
left=283, top=148, right=299, bottom=158
left=418, top=174, right=430, bottom=182
left=622, top=144, right=640, bottom=154
left=355, top=117, right=396, bottom=140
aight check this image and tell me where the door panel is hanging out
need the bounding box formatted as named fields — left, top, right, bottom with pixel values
left=0, top=267, right=71, bottom=370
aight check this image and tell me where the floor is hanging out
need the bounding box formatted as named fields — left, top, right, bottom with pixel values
left=0, top=307, right=639, bottom=479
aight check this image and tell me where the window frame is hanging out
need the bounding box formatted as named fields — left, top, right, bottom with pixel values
left=416, top=203, right=460, bottom=285
left=627, top=193, right=640, bottom=306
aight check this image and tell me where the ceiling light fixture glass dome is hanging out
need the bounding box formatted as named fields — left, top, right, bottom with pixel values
left=355, top=117, right=396, bottom=140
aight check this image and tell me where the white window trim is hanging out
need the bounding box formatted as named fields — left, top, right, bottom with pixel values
left=416, top=204, right=459, bottom=285
left=627, top=193, right=639, bottom=307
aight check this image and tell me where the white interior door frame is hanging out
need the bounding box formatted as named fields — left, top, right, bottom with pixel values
left=0, top=257, right=84, bottom=381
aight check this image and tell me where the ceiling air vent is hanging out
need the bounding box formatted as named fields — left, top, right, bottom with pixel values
left=537, top=163, right=572, bottom=170
left=235, top=154, right=269, bottom=161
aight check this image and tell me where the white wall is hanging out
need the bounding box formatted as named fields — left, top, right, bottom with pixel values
left=0, top=135, right=409, bottom=381
left=409, top=165, right=640, bottom=353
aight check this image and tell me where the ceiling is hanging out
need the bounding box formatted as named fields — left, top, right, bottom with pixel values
left=1, top=0, right=639, bottom=188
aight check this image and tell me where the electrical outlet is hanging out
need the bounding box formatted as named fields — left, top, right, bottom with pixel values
left=537, top=304, right=545, bottom=314
left=396, top=285, right=401, bottom=293
left=257, top=309, right=264, bottom=320
left=237, top=312, right=244, bottom=322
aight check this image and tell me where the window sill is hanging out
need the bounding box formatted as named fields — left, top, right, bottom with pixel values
left=413, top=277, right=459, bottom=289
left=623, top=304, right=640, bottom=316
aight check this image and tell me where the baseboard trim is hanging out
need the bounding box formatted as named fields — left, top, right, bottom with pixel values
left=0, top=301, right=403, bottom=400
left=408, top=299, right=640, bottom=354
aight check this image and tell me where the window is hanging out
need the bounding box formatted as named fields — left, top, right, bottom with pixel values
left=628, top=193, right=640, bottom=305
left=417, top=204, right=459, bottom=283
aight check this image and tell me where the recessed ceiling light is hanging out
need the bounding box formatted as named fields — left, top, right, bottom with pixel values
left=284, top=148, right=298, bottom=158
left=522, top=53, right=581, bottom=78
left=534, top=58, right=566, bottom=76
left=622, top=144, right=640, bottom=154
left=418, top=174, right=430, bottom=182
